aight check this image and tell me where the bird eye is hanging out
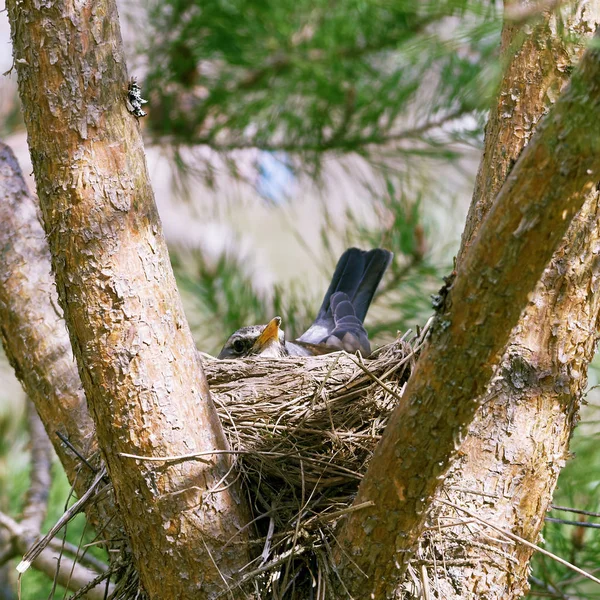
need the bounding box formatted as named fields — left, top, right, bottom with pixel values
left=231, top=339, right=246, bottom=354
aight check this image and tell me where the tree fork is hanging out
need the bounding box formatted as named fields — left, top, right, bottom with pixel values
left=6, top=1, right=252, bottom=598
left=424, top=4, right=600, bottom=598
left=333, top=27, right=600, bottom=598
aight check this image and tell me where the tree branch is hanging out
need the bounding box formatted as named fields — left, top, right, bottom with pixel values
left=235, top=15, right=439, bottom=93
left=0, top=511, right=112, bottom=600
left=166, top=107, right=469, bottom=154
left=19, top=403, right=53, bottom=535
left=458, top=1, right=597, bottom=261
left=421, top=4, right=600, bottom=597
left=0, top=142, right=125, bottom=551
left=0, top=143, right=94, bottom=484
left=332, top=26, right=600, bottom=597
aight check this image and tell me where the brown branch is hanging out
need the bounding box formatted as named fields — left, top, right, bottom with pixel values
left=170, top=107, right=469, bottom=153
left=0, top=142, right=94, bottom=482
left=332, top=25, right=600, bottom=597
left=6, top=1, right=253, bottom=598
left=458, top=2, right=595, bottom=262
left=0, top=511, right=113, bottom=600
left=0, top=143, right=125, bottom=549
left=422, top=4, right=600, bottom=598
left=18, top=470, right=108, bottom=573
left=20, top=403, right=53, bottom=535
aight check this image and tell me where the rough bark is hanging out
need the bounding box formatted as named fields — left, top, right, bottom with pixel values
left=419, top=4, right=600, bottom=599
left=459, top=3, right=598, bottom=263
left=0, top=141, right=94, bottom=480
left=4, top=2, right=600, bottom=599
left=6, top=1, right=251, bottom=599
left=0, top=142, right=120, bottom=533
left=332, top=26, right=600, bottom=598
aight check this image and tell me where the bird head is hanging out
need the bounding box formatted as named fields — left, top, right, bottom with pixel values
left=217, top=316, right=287, bottom=359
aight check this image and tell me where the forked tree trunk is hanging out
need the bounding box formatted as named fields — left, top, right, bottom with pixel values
left=422, top=4, right=600, bottom=598
left=332, top=19, right=600, bottom=600
left=6, top=1, right=251, bottom=598
left=5, top=0, right=600, bottom=599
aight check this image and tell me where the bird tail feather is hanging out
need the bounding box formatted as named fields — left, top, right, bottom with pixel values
left=315, top=248, right=393, bottom=323
left=296, top=248, right=392, bottom=352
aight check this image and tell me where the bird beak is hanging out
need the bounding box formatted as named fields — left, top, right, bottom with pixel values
left=253, top=317, right=282, bottom=350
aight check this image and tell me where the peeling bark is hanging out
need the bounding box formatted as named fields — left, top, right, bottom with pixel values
left=0, top=143, right=95, bottom=486
left=422, top=193, right=600, bottom=599
left=4, top=0, right=600, bottom=598
left=459, top=3, right=598, bottom=262
left=6, top=1, right=251, bottom=598
left=332, top=25, right=600, bottom=598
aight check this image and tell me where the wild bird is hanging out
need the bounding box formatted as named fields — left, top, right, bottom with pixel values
left=217, top=248, right=393, bottom=359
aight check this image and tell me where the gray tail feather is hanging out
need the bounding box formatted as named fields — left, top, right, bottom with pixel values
left=315, top=248, right=393, bottom=324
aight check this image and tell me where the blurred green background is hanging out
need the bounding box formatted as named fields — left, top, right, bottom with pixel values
left=0, top=0, right=599, bottom=597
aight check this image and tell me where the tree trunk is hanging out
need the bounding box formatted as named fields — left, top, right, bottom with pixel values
left=6, top=1, right=252, bottom=598
left=419, top=4, right=600, bottom=598
left=332, top=22, right=600, bottom=599
left=5, top=1, right=600, bottom=598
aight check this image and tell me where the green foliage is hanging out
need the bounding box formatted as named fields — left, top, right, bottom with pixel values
left=138, top=0, right=501, bottom=162
left=0, top=93, right=24, bottom=139
left=172, top=176, right=444, bottom=356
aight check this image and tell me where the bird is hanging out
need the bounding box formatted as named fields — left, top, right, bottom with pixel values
left=217, top=248, right=393, bottom=359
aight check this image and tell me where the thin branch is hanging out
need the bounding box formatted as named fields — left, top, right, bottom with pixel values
left=17, top=469, right=107, bottom=574
left=158, top=107, right=470, bottom=154
left=550, top=505, right=600, bottom=519
left=545, top=517, right=600, bottom=529
left=0, top=510, right=112, bottom=600
left=20, top=402, right=53, bottom=534
left=120, top=450, right=363, bottom=480
left=47, top=539, right=108, bottom=574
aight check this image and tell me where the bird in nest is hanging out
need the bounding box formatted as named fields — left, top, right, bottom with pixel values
left=217, top=248, right=392, bottom=359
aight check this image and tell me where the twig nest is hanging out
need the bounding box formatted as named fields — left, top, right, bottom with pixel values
left=202, top=328, right=426, bottom=597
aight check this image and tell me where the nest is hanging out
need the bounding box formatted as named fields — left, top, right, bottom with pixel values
left=204, top=323, right=429, bottom=598
left=32, top=325, right=428, bottom=600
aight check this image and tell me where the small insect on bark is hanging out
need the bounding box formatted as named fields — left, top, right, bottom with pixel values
left=126, top=77, right=148, bottom=118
